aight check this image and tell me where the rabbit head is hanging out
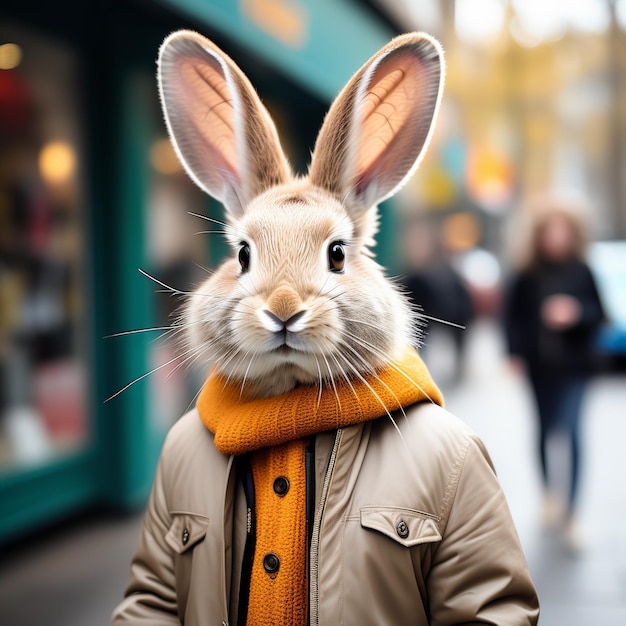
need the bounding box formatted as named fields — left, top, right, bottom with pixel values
left=158, top=30, right=444, bottom=399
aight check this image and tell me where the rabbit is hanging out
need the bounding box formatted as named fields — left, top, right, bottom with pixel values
left=157, top=29, right=444, bottom=401
left=112, top=30, right=539, bottom=626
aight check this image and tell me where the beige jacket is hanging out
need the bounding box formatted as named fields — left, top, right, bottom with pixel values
left=112, top=403, right=539, bottom=625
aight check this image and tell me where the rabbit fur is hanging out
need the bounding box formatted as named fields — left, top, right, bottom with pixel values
left=158, top=30, right=444, bottom=400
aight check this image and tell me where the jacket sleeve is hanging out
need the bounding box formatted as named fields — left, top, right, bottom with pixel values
left=572, top=264, right=605, bottom=330
left=111, top=445, right=181, bottom=624
left=427, top=436, right=540, bottom=625
left=502, top=273, right=532, bottom=359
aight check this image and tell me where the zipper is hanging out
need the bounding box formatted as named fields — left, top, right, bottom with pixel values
left=309, top=428, right=342, bottom=626
left=221, top=456, right=235, bottom=626
left=305, top=437, right=316, bottom=545
left=237, top=456, right=256, bottom=626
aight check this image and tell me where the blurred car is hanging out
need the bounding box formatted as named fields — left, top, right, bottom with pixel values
left=588, top=240, right=626, bottom=369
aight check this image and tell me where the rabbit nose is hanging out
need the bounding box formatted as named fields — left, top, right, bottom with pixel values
left=264, top=284, right=303, bottom=323
left=262, top=310, right=307, bottom=333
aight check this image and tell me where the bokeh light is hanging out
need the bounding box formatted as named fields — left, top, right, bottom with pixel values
left=149, top=138, right=182, bottom=175
left=0, top=42, right=21, bottom=69
left=38, top=141, right=77, bottom=185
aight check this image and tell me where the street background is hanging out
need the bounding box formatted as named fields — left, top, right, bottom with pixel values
left=2, top=1, right=626, bottom=624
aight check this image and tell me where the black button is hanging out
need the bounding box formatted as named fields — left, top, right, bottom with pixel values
left=396, top=520, right=409, bottom=539
left=273, top=476, right=290, bottom=496
left=263, top=552, right=280, bottom=574
left=182, top=527, right=190, bottom=545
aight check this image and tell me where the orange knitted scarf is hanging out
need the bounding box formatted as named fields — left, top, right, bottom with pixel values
left=197, top=346, right=442, bottom=625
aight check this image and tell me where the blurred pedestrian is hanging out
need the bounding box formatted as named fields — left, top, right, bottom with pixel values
left=504, top=196, right=605, bottom=551
left=401, top=220, right=474, bottom=382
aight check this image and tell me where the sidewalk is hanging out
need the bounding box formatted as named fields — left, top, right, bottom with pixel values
left=0, top=510, right=142, bottom=626
left=1, top=320, right=625, bottom=625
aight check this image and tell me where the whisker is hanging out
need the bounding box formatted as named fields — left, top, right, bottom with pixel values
left=340, top=341, right=411, bottom=429
left=313, top=354, right=323, bottom=409
left=219, top=344, right=248, bottom=384
left=334, top=350, right=408, bottom=451
left=321, top=352, right=342, bottom=414
left=324, top=290, right=346, bottom=304
left=104, top=317, right=205, bottom=341
left=187, top=211, right=227, bottom=227
left=138, top=268, right=188, bottom=295
left=213, top=340, right=256, bottom=390
left=147, top=328, right=185, bottom=347
left=304, top=287, right=346, bottom=318
left=105, top=345, right=198, bottom=402
left=328, top=352, right=359, bottom=404
left=104, top=326, right=174, bottom=339
left=165, top=345, right=205, bottom=381
left=314, top=274, right=333, bottom=300
left=344, top=330, right=437, bottom=406
left=416, top=312, right=465, bottom=330
left=342, top=317, right=392, bottom=334
left=240, top=262, right=267, bottom=302
left=239, top=348, right=259, bottom=398
left=194, top=262, right=214, bottom=276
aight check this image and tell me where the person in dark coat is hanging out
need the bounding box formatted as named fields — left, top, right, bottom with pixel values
left=401, top=220, right=474, bottom=383
left=504, top=198, right=605, bottom=551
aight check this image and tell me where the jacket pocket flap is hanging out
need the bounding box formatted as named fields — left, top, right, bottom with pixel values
left=360, top=506, right=441, bottom=548
left=165, top=513, right=209, bottom=554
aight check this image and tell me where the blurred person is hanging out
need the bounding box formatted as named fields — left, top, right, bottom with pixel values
left=503, top=196, right=605, bottom=551
left=401, top=220, right=474, bottom=383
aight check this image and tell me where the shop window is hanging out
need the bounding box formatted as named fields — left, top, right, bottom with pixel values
left=0, top=21, right=88, bottom=469
left=146, top=130, right=212, bottom=431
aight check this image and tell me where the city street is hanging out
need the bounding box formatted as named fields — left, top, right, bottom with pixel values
left=1, top=320, right=625, bottom=625
left=2, top=2, right=626, bottom=625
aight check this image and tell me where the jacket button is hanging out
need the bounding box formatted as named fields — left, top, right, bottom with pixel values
left=263, top=552, right=280, bottom=574
left=396, top=520, right=409, bottom=539
left=182, top=527, right=190, bottom=545
left=273, top=476, right=290, bottom=496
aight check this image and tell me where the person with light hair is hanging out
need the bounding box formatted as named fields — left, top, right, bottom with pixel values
left=504, top=195, right=605, bottom=552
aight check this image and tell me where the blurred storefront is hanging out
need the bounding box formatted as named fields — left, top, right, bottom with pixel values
left=0, top=0, right=400, bottom=543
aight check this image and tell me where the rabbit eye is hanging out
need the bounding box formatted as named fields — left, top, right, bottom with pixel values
left=238, top=243, right=250, bottom=273
left=328, top=241, right=345, bottom=273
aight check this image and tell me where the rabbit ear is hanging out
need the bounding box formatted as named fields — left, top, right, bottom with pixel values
left=158, top=31, right=292, bottom=216
left=309, top=33, right=444, bottom=217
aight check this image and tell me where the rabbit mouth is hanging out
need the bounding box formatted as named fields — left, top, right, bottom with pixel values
left=269, top=333, right=309, bottom=353
left=272, top=345, right=296, bottom=355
